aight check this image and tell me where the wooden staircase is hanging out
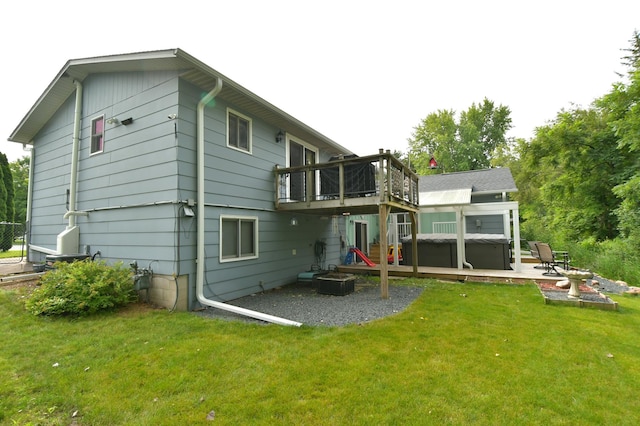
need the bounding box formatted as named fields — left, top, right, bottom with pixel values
left=368, top=244, right=382, bottom=262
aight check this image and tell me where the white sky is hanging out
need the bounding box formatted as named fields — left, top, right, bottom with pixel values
left=2, top=0, right=638, bottom=162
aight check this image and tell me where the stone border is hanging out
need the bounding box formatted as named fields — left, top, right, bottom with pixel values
left=536, top=282, right=618, bottom=311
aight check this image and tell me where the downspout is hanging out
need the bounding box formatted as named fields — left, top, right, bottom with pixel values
left=195, top=79, right=302, bottom=327
left=455, top=207, right=473, bottom=270
left=25, top=146, right=34, bottom=262
left=55, top=80, right=84, bottom=255
left=68, top=80, right=83, bottom=229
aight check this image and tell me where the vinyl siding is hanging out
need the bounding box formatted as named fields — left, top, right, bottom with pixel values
left=177, top=80, right=345, bottom=302
left=29, top=71, right=182, bottom=269
left=28, top=70, right=346, bottom=308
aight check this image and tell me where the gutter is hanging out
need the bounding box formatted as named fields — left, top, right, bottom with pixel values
left=195, top=79, right=302, bottom=327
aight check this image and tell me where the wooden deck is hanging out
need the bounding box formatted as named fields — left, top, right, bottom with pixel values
left=274, top=150, right=419, bottom=216
left=337, top=257, right=564, bottom=285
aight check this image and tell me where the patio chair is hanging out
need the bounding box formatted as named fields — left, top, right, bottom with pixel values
left=527, top=241, right=543, bottom=269
left=535, top=242, right=566, bottom=276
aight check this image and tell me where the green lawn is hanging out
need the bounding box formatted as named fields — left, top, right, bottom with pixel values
left=1, top=279, right=639, bottom=425
left=0, top=250, right=24, bottom=259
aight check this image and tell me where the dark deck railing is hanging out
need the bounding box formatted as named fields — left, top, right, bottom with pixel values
left=275, top=150, right=419, bottom=214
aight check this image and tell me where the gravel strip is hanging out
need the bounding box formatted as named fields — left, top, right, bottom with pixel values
left=193, top=279, right=424, bottom=327
left=539, top=290, right=613, bottom=303
left=588, top=275, right=630, bottom=294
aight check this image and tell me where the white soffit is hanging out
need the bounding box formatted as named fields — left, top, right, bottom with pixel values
left=419, top=188, right=472, bottom=206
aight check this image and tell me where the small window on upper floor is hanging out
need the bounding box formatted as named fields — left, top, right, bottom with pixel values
left=227, top=108, right=252, bottom=153
left=91, top=116, right=105, bottom=154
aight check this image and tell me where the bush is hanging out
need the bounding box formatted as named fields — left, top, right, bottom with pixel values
left=25, top=260, right=136, bottom=316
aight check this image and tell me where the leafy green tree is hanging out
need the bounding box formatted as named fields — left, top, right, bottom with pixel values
left=408, top=109, right=457, bottom=173
left=522, top=107, right=628, bottom=242
left=598, top=30, right=640, bottom=239
left=408, top=98, right=512, bottom=174
left=513, top=31, right=640, bottom=246
left=9, top=156, right=29, bottom=225
left=0, top=153, right=14, bottom=250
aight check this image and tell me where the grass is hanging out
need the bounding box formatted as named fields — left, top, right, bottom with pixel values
left=2, top=278, right=640, bottom=425
left=0, top=250, right=24, bottom=259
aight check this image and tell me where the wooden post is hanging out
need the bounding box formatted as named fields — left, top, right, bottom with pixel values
left=379, top=203, right=389, bottom=299
left=306, top=167, right=313, bottom=207
left=339, top=162, right=345, bottom=205
left=409, top=210, right=418, bottom=277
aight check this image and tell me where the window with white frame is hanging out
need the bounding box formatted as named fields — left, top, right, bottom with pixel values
left=220, top=215, right=258, bottom=261
left=227, top=108, right=252, bottom=153
left=91, top=116, right=105, bottom=154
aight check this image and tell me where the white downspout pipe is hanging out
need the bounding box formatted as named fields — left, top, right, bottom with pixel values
left=195, top=79, right=302, bottom=327
left=68, top=80, right=83, bottom=229
left=55, top=80, right=83, bottom=255
left=25, top=147, right=34, bottom=262
left=455, top=207, right=473, bottom=270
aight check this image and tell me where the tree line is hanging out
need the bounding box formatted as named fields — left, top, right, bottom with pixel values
left=404, top=31, right=640, bottom=283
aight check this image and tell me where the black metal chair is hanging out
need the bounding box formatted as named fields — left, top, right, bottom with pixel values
left=528, top=241, right=543, bottom=269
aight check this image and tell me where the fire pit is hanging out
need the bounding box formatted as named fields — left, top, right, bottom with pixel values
left=313, top=273, right=356, bottom=296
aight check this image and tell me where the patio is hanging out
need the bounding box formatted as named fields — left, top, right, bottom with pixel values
left=336, top=257, right=563, bottom=285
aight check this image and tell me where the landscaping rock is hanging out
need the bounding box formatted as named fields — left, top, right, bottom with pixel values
left=624, top=287, right=640, bottom=296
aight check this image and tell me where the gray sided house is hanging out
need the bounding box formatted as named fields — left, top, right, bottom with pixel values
left=8, top=49, right=419, bottom=316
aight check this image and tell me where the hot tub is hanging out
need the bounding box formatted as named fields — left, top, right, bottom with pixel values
left=402, top=233, right=511, bottom=270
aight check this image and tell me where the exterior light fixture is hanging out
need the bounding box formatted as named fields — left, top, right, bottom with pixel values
left=275, top=130, right=284, bottom=143
left=106, top=117, right=119, bottom=125
left=290, top=217, right=298, bottom=226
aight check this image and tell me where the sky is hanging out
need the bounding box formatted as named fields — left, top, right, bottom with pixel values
left=2, top=0, right=639, bottom=163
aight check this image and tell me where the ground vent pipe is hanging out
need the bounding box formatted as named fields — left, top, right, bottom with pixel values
left=194, top=79, right=302, bottom=327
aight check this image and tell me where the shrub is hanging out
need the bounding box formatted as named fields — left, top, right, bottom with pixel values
left=25, top=260, right=136, bottom=316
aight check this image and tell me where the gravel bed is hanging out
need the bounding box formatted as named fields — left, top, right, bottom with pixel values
left=193, top=279, right=424, bottom=327
left=537, top=273, right=626, bottom=305
left=588, top=275, right=630, bottom=294
left=540, top=290, right=612, bottom=302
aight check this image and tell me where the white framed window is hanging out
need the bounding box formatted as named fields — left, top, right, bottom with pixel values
left=220, top=215, right=258, bottom=262
left=227, top=108, right=252, bottom=153
left=90, top=115, right=105, bottom=154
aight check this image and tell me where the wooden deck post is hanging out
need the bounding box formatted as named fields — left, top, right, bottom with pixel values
left=379, top=203, right=389, bottom=299
left=409, top=210, right=418, bottom=277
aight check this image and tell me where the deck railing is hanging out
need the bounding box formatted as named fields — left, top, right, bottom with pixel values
left=275, top=150, right=419, bottom=211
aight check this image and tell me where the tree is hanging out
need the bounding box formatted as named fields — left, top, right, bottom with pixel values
left=512, top=31, right=640, bottom=245
left=520, top=107, right=628, bottom=242
left=0, top=152, right=14, bottom=251
left=9, top=156, right=29, bottom=225
left=407, top=98, right=512, bottom=174
left=598, top=30, right=640, bottom=240
left=407, top=109, right=456, bottom=173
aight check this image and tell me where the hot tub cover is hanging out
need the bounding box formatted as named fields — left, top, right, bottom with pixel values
left=401, top=233, right=510, bottom=244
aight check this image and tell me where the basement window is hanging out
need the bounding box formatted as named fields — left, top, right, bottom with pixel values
left=220, top=215, right=258, bottom=262
left=90, top=115, right=105, bottom=154
left=227, top=108, right=252, bottom=153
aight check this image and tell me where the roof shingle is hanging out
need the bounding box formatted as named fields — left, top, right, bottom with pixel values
left=418, top=168, right=517, bottom=194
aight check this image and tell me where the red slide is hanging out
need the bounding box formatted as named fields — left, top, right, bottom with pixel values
left=349, top=247, right=376, bottom=267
